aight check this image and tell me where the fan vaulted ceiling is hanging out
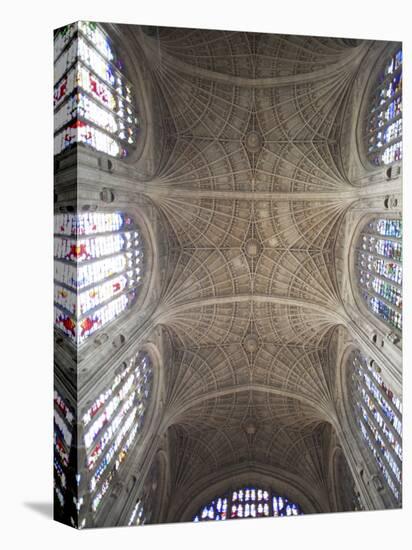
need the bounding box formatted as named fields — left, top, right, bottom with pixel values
left=135, top=28, right=367, bottom=505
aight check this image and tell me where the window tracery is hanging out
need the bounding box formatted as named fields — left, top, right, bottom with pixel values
left=54, top=390, right=75, bottom=509
left=356, top=218, right=402, bottom=334
left=81, top=352, right=153, bottom=512
left=367, top=49, right=402, bottom=166
left=193, top=486, right=303, bottom=521
left=350, top=350, right=402, bottom=502
left=54, top=212, right=143, bottom=345
left=54, top=21, right=139, bottom=158
left=128, top=500, right=146, bottom=525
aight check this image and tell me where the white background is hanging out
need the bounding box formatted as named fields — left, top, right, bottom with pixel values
left=0, top=0, right=409, bottom=548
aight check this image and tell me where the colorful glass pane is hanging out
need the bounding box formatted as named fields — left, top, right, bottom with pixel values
left=367, top=49, right=402, bottom=166
left=351, top=351, right=402, bottom=501
left=357, top=219, right=402, bottom=334
left=54, top=391, right=74, bottom=508
left=54, top=24, right=77, bottom=60
left=128, top=500, right=146, bottom=526
left=78, top=21, right=114, bottom=62
left=194, top=486, right=303, bottom=522
left=54, top=21, right=138, bottom=158
left=54, top=212, right=143, bottom=345
left=86, top=353, right=152, bottom=512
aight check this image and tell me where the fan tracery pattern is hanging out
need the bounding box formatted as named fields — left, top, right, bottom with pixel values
left=132, top=28, right=384, bottom=510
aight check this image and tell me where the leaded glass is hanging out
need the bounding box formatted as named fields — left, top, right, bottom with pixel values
left=128, top=500, right=146, bottom=526
left=54, top=24, right=77, bottom=60
left=54, top=21, right=139, bottom=158
left=367, top=49, right=402, bottom=166
left=54, top=212, right=143, bottom=345
left=83, top=352, right=153, bottom=512
left=351, top=350, right=402, bottom=502
left=54, top=391, right=74, bottom=508
left=193, top=486, right=303, bottom=522
left=356, top=218, right=402, bottom=333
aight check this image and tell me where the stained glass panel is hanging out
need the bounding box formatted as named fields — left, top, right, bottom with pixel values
left=128, top=500, right=146, bottom=526
left=54, top=24, right=77, bottom=60
left=193, top=486, right=303, bottom=522
left=356, top=219, right=402, bottom=333
left=78, top=21, right=114, bottom=62
left=54, top=391, right=74, bottom=508
left=351, top=351, right=402, bottom=502
left=54, top=22, right=138, bottom=158
left=54, top=212, right=143, bottom=345
left=367, top=49, right=402, bottom=166
left=84, top=352, right=153, bottom=512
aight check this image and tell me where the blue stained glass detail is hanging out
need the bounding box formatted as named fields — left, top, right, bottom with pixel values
left=357, top=219, right=402, bottom=333
left=367, top=49, right=402, bottom=166
left=54, top=212, right=144, bottom=345
left=351, top=351, right=402, bottom=502
left=54, top=391, right=74, bottom=508
left=193, top=486, right=303, bottom=522
left=88, top=352, right=153, bottom=512
left=54, top=22, right=139, bottom=158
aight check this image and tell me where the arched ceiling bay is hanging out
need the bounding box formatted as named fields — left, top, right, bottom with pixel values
left=128, top=26, right=368, bottom=501
left=147, top=29, right=359, bottom=76
left=164, top=331, right=338, bottom=411
left=166, top=391, right=332, bottom=500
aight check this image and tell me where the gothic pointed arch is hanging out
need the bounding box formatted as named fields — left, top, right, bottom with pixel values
left=54, top=21, right=140, bottom=159
left=365, top=48, right=402, bottom=167
left=54, top=211, right=144, bottom=346
left=345, top=349, right=402, bottom=507
left=353, top=216, right=402, bottom=339
left=193, top=485, right=303, bottom=521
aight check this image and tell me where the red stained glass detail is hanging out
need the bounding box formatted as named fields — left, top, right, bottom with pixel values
left=65, top=243, right=91, bottom=261
left=57, top=314, right=76, bottom=337
left=80, top=316, right=101, bottom=336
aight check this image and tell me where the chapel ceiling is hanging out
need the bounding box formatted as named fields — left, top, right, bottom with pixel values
left=167, top=391, right=331, bottom=504
left=130, top=27, right=368, bottom=500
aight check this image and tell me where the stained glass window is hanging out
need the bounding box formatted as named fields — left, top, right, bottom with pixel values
left=367, top=49, right=402, bottom=166
left=54, top=21, right=139, bottom=158
left=356, top=218, right=402, bottom=334
left=54, top=390, right=75, bottom=508
left=193, top=486, right=303, bottom=522
left=128, top=500, right=146, bottom=526
left=54, top=212, right=143, bottom=345
left=81, top=352, right=152, bottom=512
left=350, top=350, right=402, bottom=502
